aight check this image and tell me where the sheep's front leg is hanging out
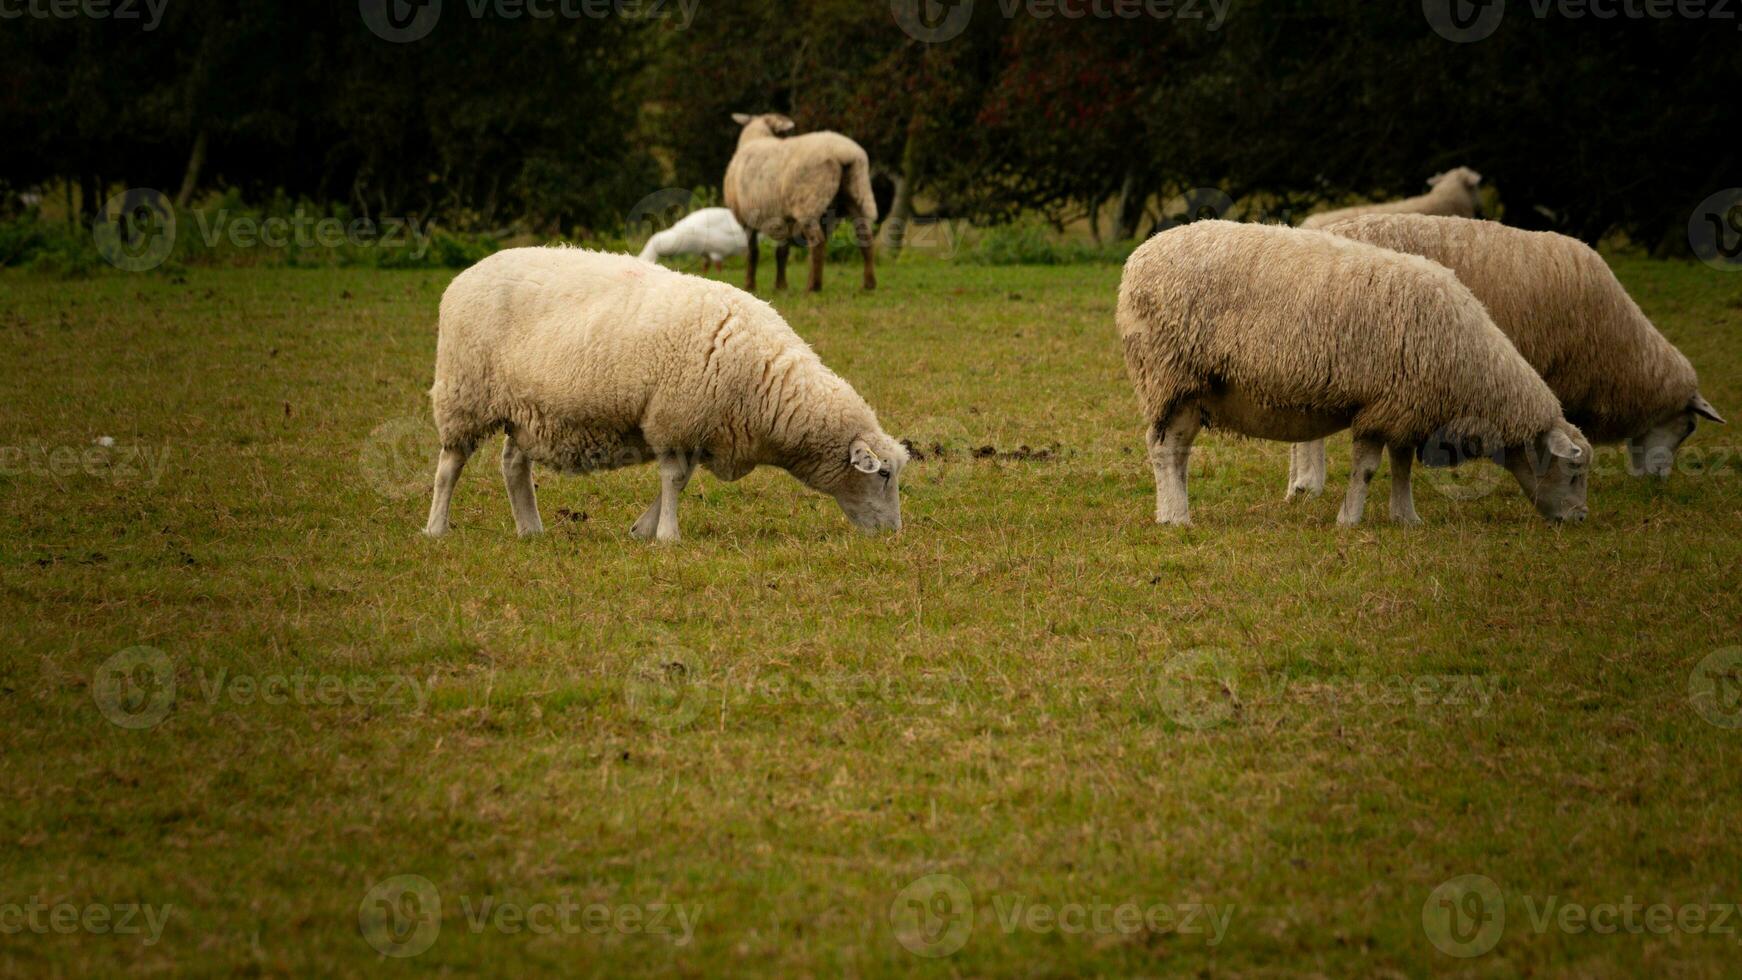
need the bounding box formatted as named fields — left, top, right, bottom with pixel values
left=1147, top=409, right=1201, bottom=526
left=1388, top=444, right=1421, bottom=525
left=1287, top=440, right=1328, bottom=500
left=424, top=443, right=474, bottom=537
left=1337, top=436, right=1385, bottom=526
left=653, top=451, right=696, bottom=544
left=774, top=241, right=791, bottom=291
left=501, top=436, right=543, bottom=537
left=744, top=230, right=759, bottom=292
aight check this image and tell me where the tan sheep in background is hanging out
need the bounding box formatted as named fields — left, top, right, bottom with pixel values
left=1118, top=221, right=1591, bottom=527
left=1286, top=214, right=1726, bottom=498
left=724, top=112, right=878, bottom=293
left=1298, top=166, right=1483, bottom=229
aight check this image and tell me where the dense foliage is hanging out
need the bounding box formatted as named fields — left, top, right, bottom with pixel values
left=3, top=0, right=1737, bottom=250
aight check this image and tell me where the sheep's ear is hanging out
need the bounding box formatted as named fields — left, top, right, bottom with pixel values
left=1691, top=393, right=1726, bottom=424
left=731, top=112, right=752, bottom=125
left=850, top=439, right=883, bottom=474
left=770, top=115, right=796, bottom=133
left=1546, top=428, right=1585, bottom=461
left=1426, top=171, right=1445, bottom=187
left=1466, top=169, right=1484, bottom=186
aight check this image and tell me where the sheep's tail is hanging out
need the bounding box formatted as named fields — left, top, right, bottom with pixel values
left=841, top=153, right=878, bottom=224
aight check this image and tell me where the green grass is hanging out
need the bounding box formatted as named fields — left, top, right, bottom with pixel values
left=2, top=251, right=1740, bottom=976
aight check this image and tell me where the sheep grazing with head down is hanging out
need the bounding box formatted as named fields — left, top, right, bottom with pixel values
left=1117, top=220, right=1591, bottom=527
left=637, top=207, right=749, bottom=273
left=1299, top=167, right=1483, bottom=229
left=1285, top=214, right=1726, bottom=498
left=723, top=112, right=878, bottom=293
left=424, top=247, right=907, bottom=543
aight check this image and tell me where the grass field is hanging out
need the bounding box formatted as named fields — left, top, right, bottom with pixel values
left=2, top=250, right=1741, bottom=976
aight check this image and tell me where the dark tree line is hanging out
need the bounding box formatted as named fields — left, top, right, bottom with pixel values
left=4, top=0, right=1737, bottom=250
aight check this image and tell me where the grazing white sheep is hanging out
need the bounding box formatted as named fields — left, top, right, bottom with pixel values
left=1117, top=221, right=1591, bottom=526
left=1299, top=167, right=1483, bottom=229
left=1286, top=214, right=1726, bottom=498
left=723, top=112, right=878, bottom=293
left=636, top=207, right=749, bottom=273
left=424, top=247, right=907, bottom=542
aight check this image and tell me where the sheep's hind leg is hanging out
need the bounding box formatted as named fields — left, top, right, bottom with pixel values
left=1147, top=409, right=1201, bottom=526
left=424, top=442, right=474, bottom=537
left=501, top=435, right=543, bottom=537
left=653, top=451, right=697, bottom=544
left=852, top=215, right=876, bottom=291
left=1287, top=439, right=1328, bottom=500
left=1337, top=436, right=1385, bottom=526
left=798, top=221, right=828, bottom=292
left=1388, top=444, right=1421, bottom=525
left=775, top=241, right=791, bottom=291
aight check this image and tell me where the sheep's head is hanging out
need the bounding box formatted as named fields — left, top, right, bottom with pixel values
left=1627, top=392, right=1726, bottom=478
left=1428, top=166, right=1484, bottom=214
left=731, top=113, right=796, bottom=140
left=826, top=434, right=908, bottom=534
left=1505, top=420, right=1591, bottom=523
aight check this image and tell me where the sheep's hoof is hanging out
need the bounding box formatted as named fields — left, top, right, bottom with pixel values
left=1155, top=516, right=1192, bottom=527
left=629, top=516, right=657, bottom=540
left=1392, top=513, right=1423, bottom=527
left=1286, top=482, right=1323, bottom=501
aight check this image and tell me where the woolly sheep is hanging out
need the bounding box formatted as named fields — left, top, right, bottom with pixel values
left=1298, top=166, right=1483, bottom=229
left=1117, top=221, right=1591, bottom=526
left=1286, top=214, right=1726, bottom=498
left=723, top=113, right=878, bottom=293
left=423, top=247, right=908, bottom=542
left=636, top=207, right=749, bottom=273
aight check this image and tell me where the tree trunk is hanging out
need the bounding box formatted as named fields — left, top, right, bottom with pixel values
left=880, top=112, right=925, bottom=258
left=1114, top=170, right=1147, bottom=241
left=175, top=128, right=209, bottom=208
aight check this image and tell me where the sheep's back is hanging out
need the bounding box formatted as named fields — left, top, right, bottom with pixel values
left=1324, top=215, right=1696, bottom=440
left=1118, top=221, right=1560, bottom=446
